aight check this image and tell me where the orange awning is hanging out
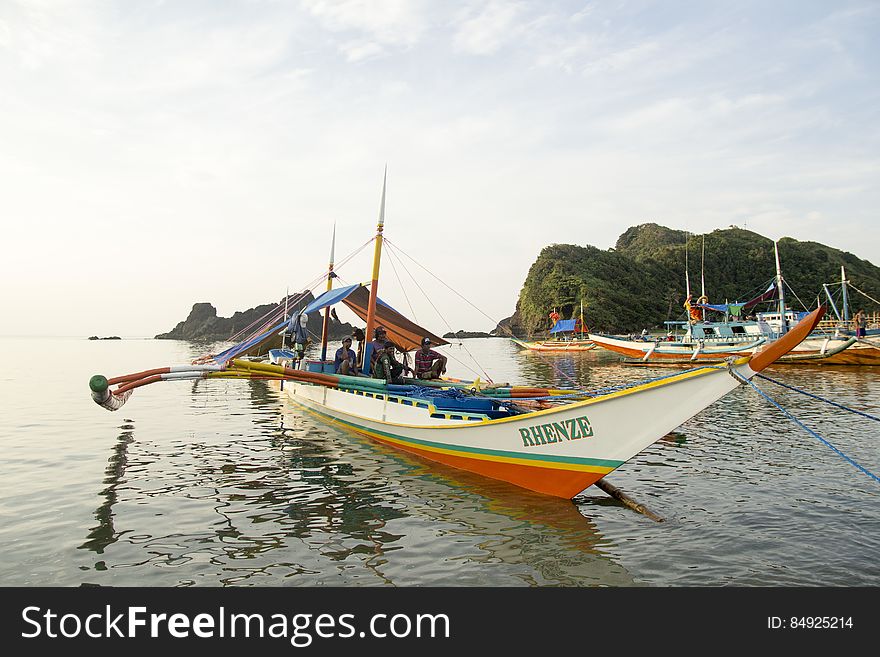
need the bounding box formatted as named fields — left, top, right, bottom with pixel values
left=342, top=285, right=448, bottom=351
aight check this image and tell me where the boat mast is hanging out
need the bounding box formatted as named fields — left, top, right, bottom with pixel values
left=840, top=265, right=850, bottom=326
left=579, top=300, right=584, bottom=338
left=700, top=234, right=706, bottom=321
left=320, top=223, right=336, bottom=362
left=774, top=240, right=787, bottom=334
left=685, top=233, right=691, bottom=300
left=364, top=167, right=387, bottom=369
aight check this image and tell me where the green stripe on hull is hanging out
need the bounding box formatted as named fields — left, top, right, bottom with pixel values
left=291, top=394, right=625, bottom=470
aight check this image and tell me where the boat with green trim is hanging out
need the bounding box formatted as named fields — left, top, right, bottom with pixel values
left=89, top=174, right=826, bottom=498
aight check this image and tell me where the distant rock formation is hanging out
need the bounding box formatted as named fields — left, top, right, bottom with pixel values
left=88, top=336, right=121, bottom=340
left=155, top=293, right=354, bottom=342
left=491, top=317, right=520, bottom=338
left=442, top=330, right=496, bottom=339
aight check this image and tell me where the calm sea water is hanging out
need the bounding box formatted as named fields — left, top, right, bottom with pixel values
left=1, top=336, right=877, bottom=587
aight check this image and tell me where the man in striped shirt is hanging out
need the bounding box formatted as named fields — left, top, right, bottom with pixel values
left=414, top=337, right=447, bottom=379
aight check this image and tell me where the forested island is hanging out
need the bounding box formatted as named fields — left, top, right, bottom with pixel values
left=497, top=224, right=880, bottom=335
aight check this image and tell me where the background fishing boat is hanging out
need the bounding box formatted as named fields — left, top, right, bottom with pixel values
left=511, top=302, right=596, bottom=352
left=591, top=242, right=880, bottom=366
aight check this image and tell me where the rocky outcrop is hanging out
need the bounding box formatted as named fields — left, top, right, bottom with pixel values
left=442, top=330, right=497, bottom=339
left=155, top=293, right=354, bottom=342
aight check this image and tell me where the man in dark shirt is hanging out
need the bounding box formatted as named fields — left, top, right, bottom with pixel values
left=373, top=341, right=409, bottom=384
left=414, top=337, right=447, bottom=379
left=334, top=337, right=358, bottom=375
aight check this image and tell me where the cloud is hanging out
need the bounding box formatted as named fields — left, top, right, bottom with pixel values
left=301, top=0, right=430, bottom=47
left=451, top=1, right=529, bottom=55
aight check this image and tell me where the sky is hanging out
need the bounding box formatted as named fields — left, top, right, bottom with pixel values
left=1, top=0, right=878, bottom=337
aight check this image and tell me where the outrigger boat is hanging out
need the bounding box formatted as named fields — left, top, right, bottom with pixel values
left=89, top=176, right=826, bottom=499
left=511, top=303, right=596, bottom=352
left=591, top=242, right=876, bottom=366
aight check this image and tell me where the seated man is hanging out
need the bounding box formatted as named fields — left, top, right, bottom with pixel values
left=414, top=337, right=447, bottom=379
left=373, top=341, right=410, bottom=385
left=368, top=326, right=388, bottom=371
left=334, top=336, right=358, bottom=375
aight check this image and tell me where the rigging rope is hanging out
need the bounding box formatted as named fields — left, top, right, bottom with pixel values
left=729, top=370, right=880, bottom=485
left=385, top=238, right=501, bottom=327
left=211, top=238, right=377, bottom=362
left=383, top=240, right=494, bottom=382
left=385, top=239, right=593, bottom=389
left=755, top=373, right=880, bottom=423
left=848, top=282, right=880, bottom=308
left=385, top=246, right=419, bottom=322
left=782, top=279, right=811, bottom=315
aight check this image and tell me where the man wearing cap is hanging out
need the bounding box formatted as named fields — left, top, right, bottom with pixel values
left=373, top=340, right=409, bottom=385
left=415, top=338, right=447, bottom=379
left=334, top=336, right=358, bottom=375
left=367, top=326, right=388, bottom=370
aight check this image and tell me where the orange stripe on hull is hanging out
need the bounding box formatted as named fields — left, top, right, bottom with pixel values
left=597, top=343, right=740, bottom=360
left=361, top=430, right=605, bottom=498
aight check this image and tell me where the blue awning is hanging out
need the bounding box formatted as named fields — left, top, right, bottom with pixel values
left=550, top=319, right=578, bottom=333
left=302, top=284, right=362, bottom=314
left=301, top=284, right=396, bottom=315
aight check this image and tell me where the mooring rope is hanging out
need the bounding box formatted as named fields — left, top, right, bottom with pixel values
left=729, top=370, right=880, bottom=484
left=755, top=373, right=880, bottom=424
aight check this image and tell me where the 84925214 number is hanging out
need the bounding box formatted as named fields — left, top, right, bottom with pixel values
left=789, top=617, right=853, bottom=629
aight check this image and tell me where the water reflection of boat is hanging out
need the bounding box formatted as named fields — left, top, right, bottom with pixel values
left=279, top=399, right=637, bottom=586
left=80, top=380, right=635, bottom=586
left=78, top=421, right=136, bottom=556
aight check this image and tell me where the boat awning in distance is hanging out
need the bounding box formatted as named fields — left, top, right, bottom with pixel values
left=696, top=284, right=777, bottom=316
left=550, top=319, right=578, bottom=333
left=302, top=283, right=448, bottom=351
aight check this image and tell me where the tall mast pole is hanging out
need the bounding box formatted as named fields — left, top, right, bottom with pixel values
left=774, top=240, right=787, bottom=334
left=700, top=234, right=706, bottom=320
left=685, top=233, right=691, bottom=300
left=580, top=299, right=584, bottom=338
left=841, top=265, right=850, bottom=325
left=320, top=223, right=336, bottom=362
left=364, top=167, right=387, bottom=370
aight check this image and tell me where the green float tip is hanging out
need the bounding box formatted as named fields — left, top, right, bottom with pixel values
left=89, top=374, right=108, bottom=393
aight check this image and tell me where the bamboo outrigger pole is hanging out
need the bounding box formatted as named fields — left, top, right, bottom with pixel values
left=363, top=167, right=387, bottom=372
left=320, top=223, right=336, bottom=362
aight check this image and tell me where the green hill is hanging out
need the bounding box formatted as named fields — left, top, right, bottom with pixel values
left=501, top=224, right=880, bottom=335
